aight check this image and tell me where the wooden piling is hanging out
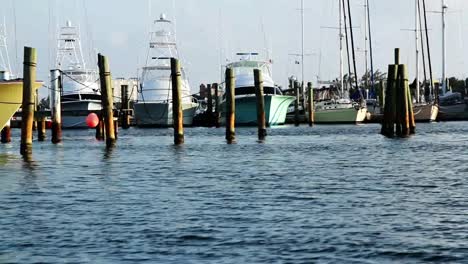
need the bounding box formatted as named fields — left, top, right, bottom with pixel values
left=294, top=80, right=300, bottom=127
left=399, top=64, right=410, bottom=137
left=1, top=120, right=11, bottom=143
left=50, top=69, right=62, bottom=143
left=225, top=68, right=236, bottom=144
left=213, top=83, right=220, bottom=128
left=381, top=48, right=415, bottom=138
left=307, top=82, right=314, bottom=127
left=33, top=89, right=38, bottom=131
left=407, top=83, right=416, bottom=134
left=95, top=115, right=104, bottom=140
left=395, top=67, right=403, bottom=137
left=20, top=47, right=37, bottom=155
left=254, top=69, right=266, bottom=140
left=38, top=118, right=46, bottom=141
left=120, top=84, right=130, bottom=129
left=171, top=58, right=184, bottom=145
left=98, top=54, right=116, bottom=147
left=207, top=83, right=213, bottom=125
left=381, top=64, right=398, bottom=137
left=379, top=81, right=385, bottom=110
left=394, top=48, right=400, bottom=65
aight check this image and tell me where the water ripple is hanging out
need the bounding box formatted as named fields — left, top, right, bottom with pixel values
left=1, top=123, right=468, bottom=263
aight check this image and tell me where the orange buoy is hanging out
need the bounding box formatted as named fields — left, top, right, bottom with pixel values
left=86, top=113, right=99, bottom=128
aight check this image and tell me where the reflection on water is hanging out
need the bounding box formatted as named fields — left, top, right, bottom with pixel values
left=1, top=123, right=468, bottom=263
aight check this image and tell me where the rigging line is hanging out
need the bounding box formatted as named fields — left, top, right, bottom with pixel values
left=422, top=0, right=436, bottom=103
left=346, top=0, right=364, bottom=101
left=341, top=0, right=353, bottom=93
left=418, top=0, right=428, bottom=86
left=366, top=0, right=375, bottom=93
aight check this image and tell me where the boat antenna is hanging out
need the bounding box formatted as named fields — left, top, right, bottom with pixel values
left=172, top=0, right=177, bottom=42
left=82, top=0, right=96, bottom=68
left=260, top=16, right=271, bottom=61
left=366, top=0, right=375, bottom=97
left=346, top=0, right=364, bottom=101
left=12, top=0, right=18, bottom=76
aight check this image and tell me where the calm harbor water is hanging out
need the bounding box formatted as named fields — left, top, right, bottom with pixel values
left=1, top=123, right=468, bottom=263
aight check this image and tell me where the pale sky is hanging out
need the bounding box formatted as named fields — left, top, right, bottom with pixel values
left=2, top=0, right=468, bottom=96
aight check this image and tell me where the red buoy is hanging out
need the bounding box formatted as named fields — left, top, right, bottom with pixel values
left=86, top=113, right=99, bottom=128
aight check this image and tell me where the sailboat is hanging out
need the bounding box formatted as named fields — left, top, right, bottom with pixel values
left=314, top=0, right=367, bottom=124
left=221, top=53, right=294, bottom=126
left=134, top=14, right=198, bottom=127
left=412, top=0, right=438, bottom=122
left=436, top=0, right=467, bottom=121
left=55, top=20, right=101, bottom=128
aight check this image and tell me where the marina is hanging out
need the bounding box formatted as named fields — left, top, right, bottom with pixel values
left=1, top=0, right=468, bottom=262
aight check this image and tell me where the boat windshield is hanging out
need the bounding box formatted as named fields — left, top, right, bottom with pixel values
left=228, top=61, right=271, bottom=76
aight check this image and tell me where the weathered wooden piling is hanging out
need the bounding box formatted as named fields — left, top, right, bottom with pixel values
left=20, top=47, right=37, bottom=155
left=379, top=81, right=385, bottom=111
left=381, top=48, right=415, bottom=138
left=254, top=69, right=266, bottom=140
left=213, top=83, right=220, bottom=128
left=37, top=118, right=46, bottom=141
left=307, top=82, right=314, bottom=127
left=1, top=120, right=11, bottom=143
left=98, top=54, right=116, bottom=147
left=50, top=69, right=62, bottom=143
left=33, top=90, right=38, bottom=132
left=407, top=84, right=416, bottom=134
left=225, top=68, right=236, bottom=144
left=171, top=58, right=184, bottom=145
left=398, top=64, right=410, bottom=137
left=294, top=80, right=300, bottom=127
left=120, top=84, right=130, bottom=129
left=207, top=83, right=213, bottom=125
left=95, top=115, right=105, bottom=141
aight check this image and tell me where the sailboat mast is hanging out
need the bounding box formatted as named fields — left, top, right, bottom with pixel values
left=364, top=0, right=369, bottom=96
left=366, top=0, right=375, bottom=97
left=418, top=0, right=428, bottom=89
left=301, top=0, right=305, bottom=88
left=415, top=0, right=420, bottom=103
left=421, top=0, right=435, bottom=102
left=346, top=0, right=362, bottom=100
left=342, top=0, right=353, bottom=93
left=441, top=0, right=447, bottom=95
left=339, top=0, right=344, bottom=95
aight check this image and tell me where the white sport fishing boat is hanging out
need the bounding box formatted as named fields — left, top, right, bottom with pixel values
left=55, top=20, right=100, bottom=128
left=221, top=53, right=295, bottom=126
left=134, top=14, right=198, bottom=127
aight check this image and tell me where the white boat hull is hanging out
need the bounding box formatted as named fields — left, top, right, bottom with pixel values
left=314, top=107, right=367, bottom=124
